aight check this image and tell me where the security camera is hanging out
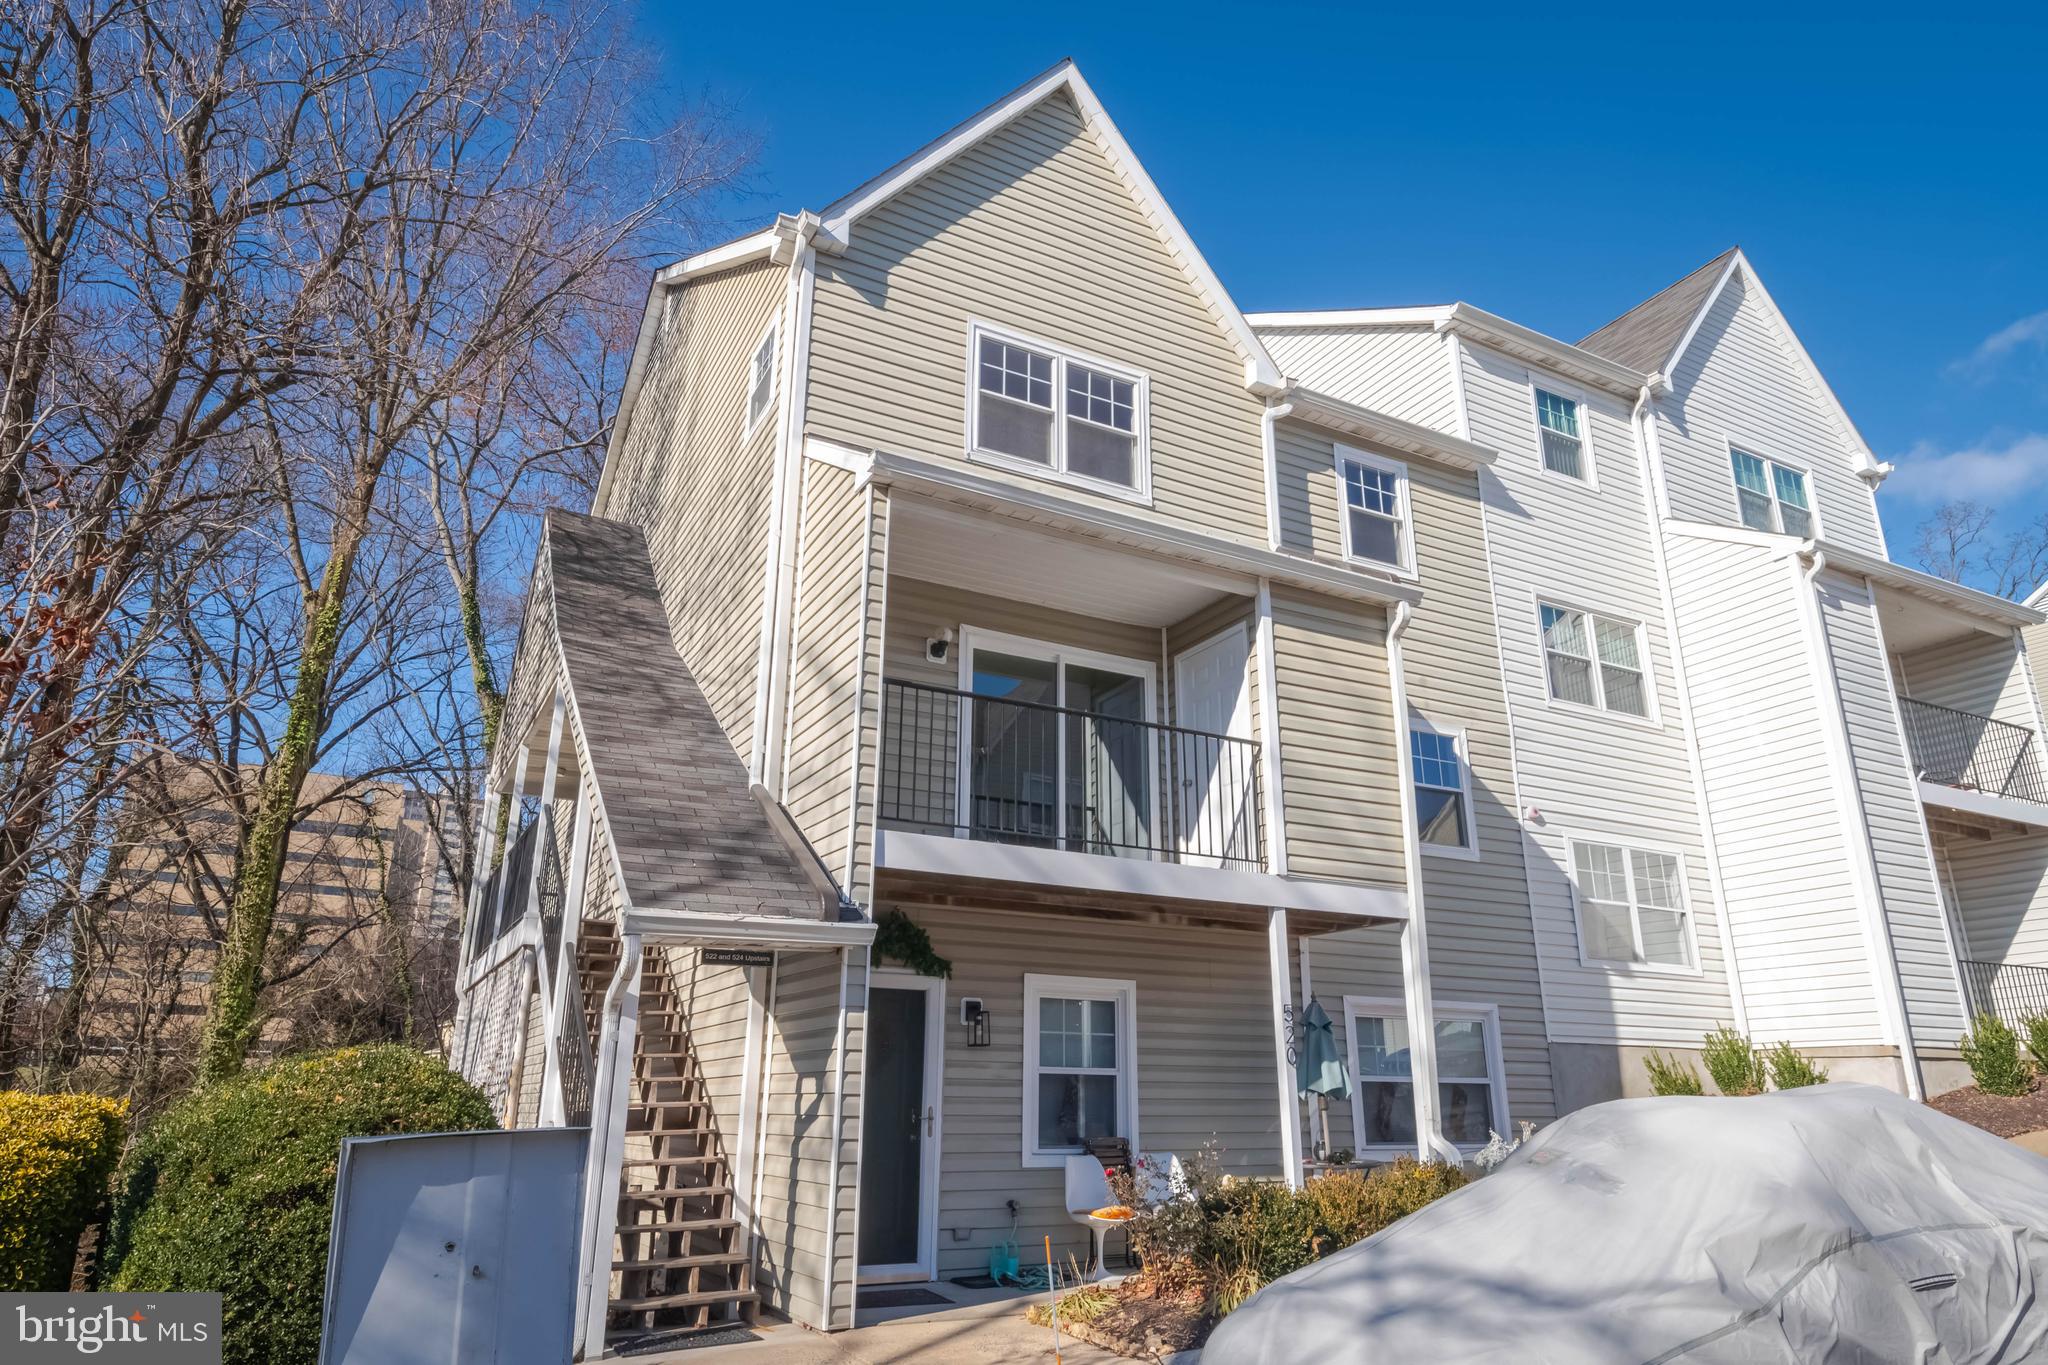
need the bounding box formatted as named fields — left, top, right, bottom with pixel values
left=926, top=629, right=955, bottom=665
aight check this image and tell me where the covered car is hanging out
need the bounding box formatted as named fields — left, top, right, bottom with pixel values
left=1203, top=1083, right=2048, bottom=1363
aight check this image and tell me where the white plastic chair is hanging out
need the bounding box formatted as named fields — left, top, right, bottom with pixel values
left=1135, top=1151, right=1187, bottom=1204
left=1063, top=1155, right=1120, bottom=1282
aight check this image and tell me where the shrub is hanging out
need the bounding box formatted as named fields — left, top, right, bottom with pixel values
left=0, top=1092, right=126, bottom=1291
left=2023, top=1013, right=2048, bottom=1074
left=1764, top=1042, right=1829, bottom=1090
left=1959, top=1014, right=2035, bottom=1098
left=1643, top=1051, right=1704, bottom=1096
left=1700, top=1026, right=1768, bottom=1096
left=100, top=1046, right=495, bottom=1365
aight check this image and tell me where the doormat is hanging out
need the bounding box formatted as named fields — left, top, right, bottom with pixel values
left=858, top=1286, right=953, bottom=1309
left=613, top=1326, right=760, bottom=1355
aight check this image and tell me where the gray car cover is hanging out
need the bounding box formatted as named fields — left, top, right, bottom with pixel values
left=1203, top=1084, right=2048, bottom=1364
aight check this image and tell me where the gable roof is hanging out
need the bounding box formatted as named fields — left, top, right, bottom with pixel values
left=1577, top=248, right=1740, bottom=374
left=810, top=60, right=1284, bottom=394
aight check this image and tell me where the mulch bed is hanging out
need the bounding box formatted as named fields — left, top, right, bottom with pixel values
left=1058, top=1281, right=1214, bottom=1363
left=1928, top=1080, right=2048, bottom=1138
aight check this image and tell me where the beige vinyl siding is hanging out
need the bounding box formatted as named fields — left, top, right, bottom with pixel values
left=1817, top=572, right=1968, bottom=1047
left=1897, top=631, right=2039, bottom=728
left=1666, top=536, right=1883, bottom=1046
left=656, top=946, right=756, bottom=1172
left=754, top=948, right=860, bottom=1331
left=849, top=492, right=892, bottom=903
left=902, top=905, right=1284, bottom=1278
left=804, top=91, right=1272, bottom=548
left=604, top=261, right=785, bottom=770
left=513, top=982, right=546, bottom=1126
left=1458, top=342, right=1734, bottom=1045
left=1260, top=325, right=1458, bottom=432
left=1655, top=270, right=1884, bottom=557
left=1269, top=587, right=1404, bottom=889
left=2028, top=624, right=2048, bottom=725
left=454, top=951, right=530, bottom=1115
left=784, top=461, right=875, bottom=887
left=883, top=578, right=1165, bottom=690
left=1279, top=420, right=1555, bottom=1119
left=1944, top=833, right=2048, bottom=969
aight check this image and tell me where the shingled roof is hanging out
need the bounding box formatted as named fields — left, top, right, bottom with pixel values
left=544, top=509, right=830, bottom=922
left=1578, top=247, right=1739, bottom=374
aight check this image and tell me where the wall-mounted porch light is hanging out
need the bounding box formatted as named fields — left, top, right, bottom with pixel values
left=961, top=997, right=991, bottom=1048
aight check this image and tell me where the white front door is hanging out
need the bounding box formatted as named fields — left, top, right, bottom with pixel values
left=1172, top=626, right=1255, bottom=866
left=858, top=970, right=945, bottom=1283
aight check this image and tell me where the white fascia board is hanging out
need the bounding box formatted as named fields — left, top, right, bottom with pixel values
left=1662, top=518, right=1801, bottom=553
left=2028, top=580, right=2048, bottom=609
left=1800, top=539, right=2046, bottom=629
left=876, top=829, right=1409, bottom=922
left=618, top=906, right=877, bottom=949
left=858, top=444, right=1424, bottom=609
left=1247, top=306, right=1456, bottom=329
left=1285, top=386, right=1497, bottom=469
left=813, top=60, right=1285, bottom=396
left=1437, top=303, right=1648, bottom=397
left=1917, top=780, right=2048, bottom=832
left=1718, top=251, right=1883, bottom=476
left=590, top=281, right=666, bottom=517
left=654, top=226, right=780, bottom=286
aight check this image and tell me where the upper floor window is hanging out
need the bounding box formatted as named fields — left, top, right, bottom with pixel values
left=1410, top=724, right=1474, bottom=856
left=1539, top=601, right=1649, bottom=719
left=1730, top=447, right=1814, bottom=537
left=746, top=325, right=777, bottom=435
left=1569, top=838, right=1696, bottom=972
left=969, top=322, right=1149, bottom=498
left=1533, top=387, right=1590, bottom=483
left=1336, top=446, right=1413, bottom=574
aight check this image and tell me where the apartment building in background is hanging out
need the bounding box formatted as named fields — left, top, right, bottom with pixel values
left=448, top=61, right=2048, bottom=1354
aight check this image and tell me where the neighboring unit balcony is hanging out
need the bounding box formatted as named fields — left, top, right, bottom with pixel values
left=1900, top=698, right=2048, bottom=812
left=878, top=677, right=1263, bottom=869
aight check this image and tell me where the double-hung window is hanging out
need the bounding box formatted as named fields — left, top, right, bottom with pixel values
left=745, top=326, right=777, bottom=435
left=1345, top=998, right=1507, bottom=1153
left=1570, top=838, right=1696, bottom=970
left=1533, top=387, right=1590, bottom=482
left=1024, top=973, right=1137, bottom=1166
left=1539, top=602, right=1649, bottom=718
left=1410, top=724, right=1474, bottom=855
left=1729, top=448, right=1814, bottom=537
left=1336, top=446, right=1413, bottom=573
left=970, top=323, right=1148, bottom=496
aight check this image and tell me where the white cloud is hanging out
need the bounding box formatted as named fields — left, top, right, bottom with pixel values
left=1884, top=432, right=2048, bottom=504
left=1949, top=309, right=2048, bottom=380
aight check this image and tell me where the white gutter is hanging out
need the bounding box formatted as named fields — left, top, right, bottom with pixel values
left=1283, top=387, right=1498, bottom=470
left=1629, top=386, right=1748, bottom=1033
left=1260, top=401, right=1294, bottom=552
left=574, top=931, right=643, bottom=1360
left=1383, top=601, right=1460, bottom=1165
left=1790, top=552, right=1924, bottom=1101
left=754, top=213, right=822, bottom=792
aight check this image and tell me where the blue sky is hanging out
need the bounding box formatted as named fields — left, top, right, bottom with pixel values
left=640, top=5, right=2048, bottom=577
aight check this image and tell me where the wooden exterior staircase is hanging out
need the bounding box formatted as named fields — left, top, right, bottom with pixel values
left=575, top=921, right=758, bottom=1341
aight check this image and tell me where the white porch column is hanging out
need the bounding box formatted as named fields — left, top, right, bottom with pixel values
left=575, top=931, right=643, bottom=1362
left=1266, top=908, right=1305, bottom=1189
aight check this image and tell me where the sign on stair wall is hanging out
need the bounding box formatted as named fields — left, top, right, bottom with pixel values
left=702, top=948, right=775, bottom=968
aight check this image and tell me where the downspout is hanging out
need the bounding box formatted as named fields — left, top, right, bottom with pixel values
left=1384, top=601, right=1461, bottom=1165
left=1260, top=399, right=1295, bottom=553
left=823, top=947, right=855, bottom=1328
left=757, top=213, right=822, bottom=795
left=1792, top=551, right=1925, bottom=1100
left=1629, top=384, right=1749, bottom=1033
left=575, top=931, right=643, bottom=1360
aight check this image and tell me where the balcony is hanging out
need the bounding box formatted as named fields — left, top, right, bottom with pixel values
left=879, top=678, right=1262, bottom=868
left=1900, top=698, right=2048, bottom=808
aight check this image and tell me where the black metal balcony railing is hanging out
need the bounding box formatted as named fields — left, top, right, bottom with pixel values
left=467, top=809, right=545, bottom=960
left=879, top=677, right=1263, bottom=869
left=1959, top=959, right=2048, bottom=1030
left=1899, top=698, right=2048, bottom=805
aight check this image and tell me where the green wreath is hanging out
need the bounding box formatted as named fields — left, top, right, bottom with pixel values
left=873, top=909, right=951, bottom=978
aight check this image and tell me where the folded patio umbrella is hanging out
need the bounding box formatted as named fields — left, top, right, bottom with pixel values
left=1295, top=997, right=1349, bottom=1099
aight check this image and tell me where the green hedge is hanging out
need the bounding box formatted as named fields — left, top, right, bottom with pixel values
left=0, top=1092, right=126, bottom=1290
left=100, top=1045, right=496, bottom=1365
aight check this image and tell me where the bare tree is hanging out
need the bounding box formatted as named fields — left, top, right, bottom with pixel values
left=1913, top=500, right=2048, bottom=600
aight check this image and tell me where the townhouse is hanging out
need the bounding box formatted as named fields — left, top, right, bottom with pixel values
left=447, top=61, right=2048, bottom=1353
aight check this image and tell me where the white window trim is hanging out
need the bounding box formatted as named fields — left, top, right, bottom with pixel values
left=1723, top=437, right=1821, bottom=539
left=1563, top=832, right=1705, bottom=978
left=1527, top=376, right=1598, bottom=490
left=744, top=321, right=778, bottom=440
left=965, top=319, right=1152, bottom=504
left=1531, top=591, right=1661, bottom=729
left=1023, top=972, right=1140, bottom=1169
left=957, top=627, right=1162, bottom=861
left=1410, top=718, right=1478, bottom=861
left=1341, top=994, right=1509, bottom=1159
left=1333, top=443, right=1417, bottom=579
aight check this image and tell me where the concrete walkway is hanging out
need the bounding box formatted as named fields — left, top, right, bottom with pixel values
left=620, top=1282, right=1133, bottom=1365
